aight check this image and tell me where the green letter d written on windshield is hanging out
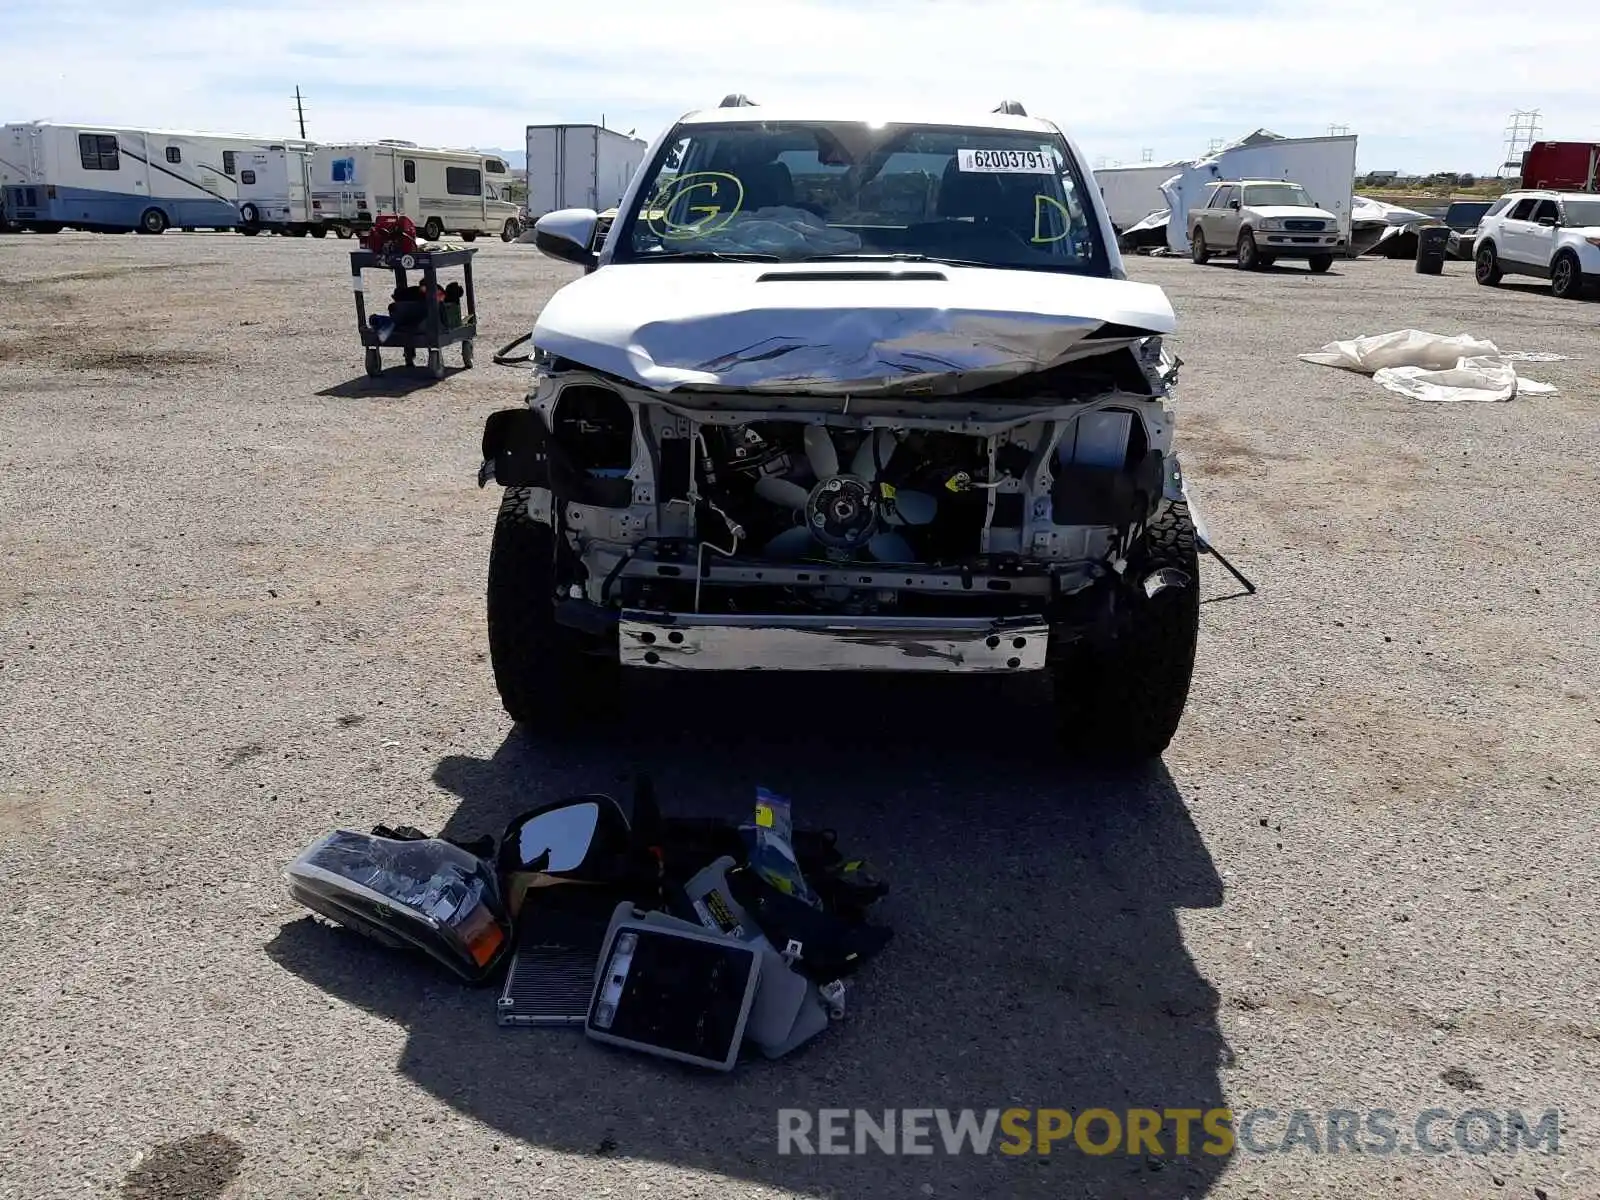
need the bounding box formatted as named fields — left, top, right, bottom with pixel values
left=1031, top=194, right=1073, bottom=244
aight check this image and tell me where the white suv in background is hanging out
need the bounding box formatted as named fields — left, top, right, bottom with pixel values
left=1474, top=190, right=1600, bottom=300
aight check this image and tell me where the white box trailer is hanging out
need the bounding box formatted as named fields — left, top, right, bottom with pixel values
left=235, top=146, right=349, bottom=238
left=308, top=142, right=521, bottom=242
left=524, top=124, right=648, bottom=220
left=1092, top=161, right=1188, bottom=231
left=0, top=122, right=310, bottom=233
left=1160, top=133, right=1358, bottom=255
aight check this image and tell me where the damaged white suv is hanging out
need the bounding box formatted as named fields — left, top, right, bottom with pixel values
left=479, top=98, right=1205, bottom=761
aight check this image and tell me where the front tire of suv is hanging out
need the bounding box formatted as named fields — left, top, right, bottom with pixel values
left=1308, top=254, right=1333, bottom=273
left=1236, top=229, right=1261, bottom=269
left=487, top=488, right=616, bottom=727
left=1051, top=500, right=1201, bottom=765
left=1550, top=251, right=1585, bottom=300
left=1191, top=229, right=1210, bottom=264
left=1475, top=242, right=1503, bottom=286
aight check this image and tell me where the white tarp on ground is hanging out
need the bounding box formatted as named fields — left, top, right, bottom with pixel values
left=1299, top=330, right=1564, bottom=402
left=1161, top=130, right=1359, bottom=254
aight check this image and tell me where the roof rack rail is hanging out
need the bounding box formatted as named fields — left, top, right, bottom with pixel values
left=992, top=100, right=1028, bottom=116
left=719, top=94, right=757, bottom=108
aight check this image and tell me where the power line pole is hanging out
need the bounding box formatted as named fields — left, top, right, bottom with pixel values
left=1499, top=109, right=1541, bottom=178
left=293, top=87, right=307, bottom=140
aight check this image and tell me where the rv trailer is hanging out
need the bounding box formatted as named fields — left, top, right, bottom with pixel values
left=523, top=124, right=648, bottom=222
left=0, top=125, right=27, bottom=230
left=235, top=145, right=346, bottom=238
left=0, top=122, right=311, bottom=233
left=308, top=142, right=521, bottom=242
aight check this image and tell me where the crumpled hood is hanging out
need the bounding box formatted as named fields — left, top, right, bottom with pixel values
left=1249, top=205, right=1339, bottom=222
left=532, top=262, right=1176, bottom=396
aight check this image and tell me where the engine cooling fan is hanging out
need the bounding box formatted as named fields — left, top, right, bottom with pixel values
left=755, top=427, right=939, bottom=563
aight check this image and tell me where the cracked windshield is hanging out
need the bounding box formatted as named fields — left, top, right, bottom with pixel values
left=620, top=121, right=1104, bottom=273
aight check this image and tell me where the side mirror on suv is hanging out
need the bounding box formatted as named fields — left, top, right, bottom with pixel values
left=533, top=208, right=601, bottom=269
left=1228, top=199, right=1241, bottom=210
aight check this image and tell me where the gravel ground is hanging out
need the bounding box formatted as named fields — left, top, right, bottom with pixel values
left=1, top=232, right=1596, bottom=1200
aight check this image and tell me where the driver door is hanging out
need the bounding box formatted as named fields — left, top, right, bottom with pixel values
left=1195, top=185, right=1231, bottom=246
left=1216, top=185, right=1244, bottom=243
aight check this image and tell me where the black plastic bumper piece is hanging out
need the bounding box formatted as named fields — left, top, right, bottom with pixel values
left=480, top=406, right=633, bottom=508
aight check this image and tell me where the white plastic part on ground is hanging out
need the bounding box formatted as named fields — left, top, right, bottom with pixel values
left=1299, top=329, right=1565, bottom=403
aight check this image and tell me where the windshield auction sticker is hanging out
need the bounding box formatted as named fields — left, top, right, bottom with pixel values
left=957, top=148, right=1053, bottom=173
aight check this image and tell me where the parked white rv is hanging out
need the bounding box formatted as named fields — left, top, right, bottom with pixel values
left=0, top=122, right=311, bottom=234
left=0, top=125, right=27, bottom=230
left=524, top=123, right=648, bottom=222
left=308, top=142, right=521, bottom=242
left=235, top=146, right=350, bottom=238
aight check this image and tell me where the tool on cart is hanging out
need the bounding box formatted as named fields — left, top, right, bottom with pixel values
left=349, top=244, right=478, bottom=380
left=362, top=214, right=420, bottom=264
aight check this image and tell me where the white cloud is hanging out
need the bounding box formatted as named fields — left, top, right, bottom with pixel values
left=2, top=0, right=1595, bottom=171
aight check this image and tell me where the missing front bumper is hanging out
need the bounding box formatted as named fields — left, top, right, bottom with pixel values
left=617, top=612, right=1051, bottom=673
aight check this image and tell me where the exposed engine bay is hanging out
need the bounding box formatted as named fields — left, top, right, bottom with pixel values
left=481, top=336, right=1185, bottom=629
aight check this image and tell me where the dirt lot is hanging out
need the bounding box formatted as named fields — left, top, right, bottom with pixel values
left=1, top=232, right=1597, bottom=1200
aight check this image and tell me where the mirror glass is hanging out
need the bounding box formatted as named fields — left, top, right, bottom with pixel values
left=515, top=802, right=600, bottom=871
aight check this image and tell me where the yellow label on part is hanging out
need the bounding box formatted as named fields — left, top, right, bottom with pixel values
left=880, top=483, right=897, bottom=500
left=755, top=804, right=774, bottom=829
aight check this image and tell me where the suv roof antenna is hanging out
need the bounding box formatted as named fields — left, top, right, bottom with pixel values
left=993, top=100, right=1027, bottom=116
left=719, top=94, right=757, bottom=108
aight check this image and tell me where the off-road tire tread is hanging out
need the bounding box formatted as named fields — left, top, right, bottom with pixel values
left=1052, top=500, right=1201, bottom=764
left=486, top=488, right=614, bottom=727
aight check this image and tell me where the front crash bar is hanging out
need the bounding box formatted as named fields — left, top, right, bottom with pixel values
left=617, top=612, right=1050, bottom=673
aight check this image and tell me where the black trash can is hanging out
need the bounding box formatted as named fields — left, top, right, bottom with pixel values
left=1415, top=226, right=1450, bottom=275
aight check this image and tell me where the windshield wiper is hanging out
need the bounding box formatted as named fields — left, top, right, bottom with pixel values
left=799, top=252, right=1078, bottom=272
left=642, top=250, right=782, bottom=262
left=801, top=252, right=1024, bottom=269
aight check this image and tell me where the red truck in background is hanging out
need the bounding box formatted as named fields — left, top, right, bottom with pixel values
left=1520, top=142, right=1600, bottom=191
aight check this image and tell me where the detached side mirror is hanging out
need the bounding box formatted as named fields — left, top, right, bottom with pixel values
left=534, top=207, right=600, bottom=269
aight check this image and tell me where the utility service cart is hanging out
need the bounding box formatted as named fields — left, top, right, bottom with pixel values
left=350, top=245, right=478, bottom=379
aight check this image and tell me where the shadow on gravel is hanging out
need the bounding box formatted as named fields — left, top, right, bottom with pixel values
left=316, top=368, right=466, bottom=399
left=269, top=673, right=1232, bottom=1199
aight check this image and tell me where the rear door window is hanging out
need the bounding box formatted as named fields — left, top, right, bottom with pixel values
left=1507, top=198, right=1538, bottom=221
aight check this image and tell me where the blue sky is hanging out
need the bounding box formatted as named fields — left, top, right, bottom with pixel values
left=3, top=0, right=1596, bottom=174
